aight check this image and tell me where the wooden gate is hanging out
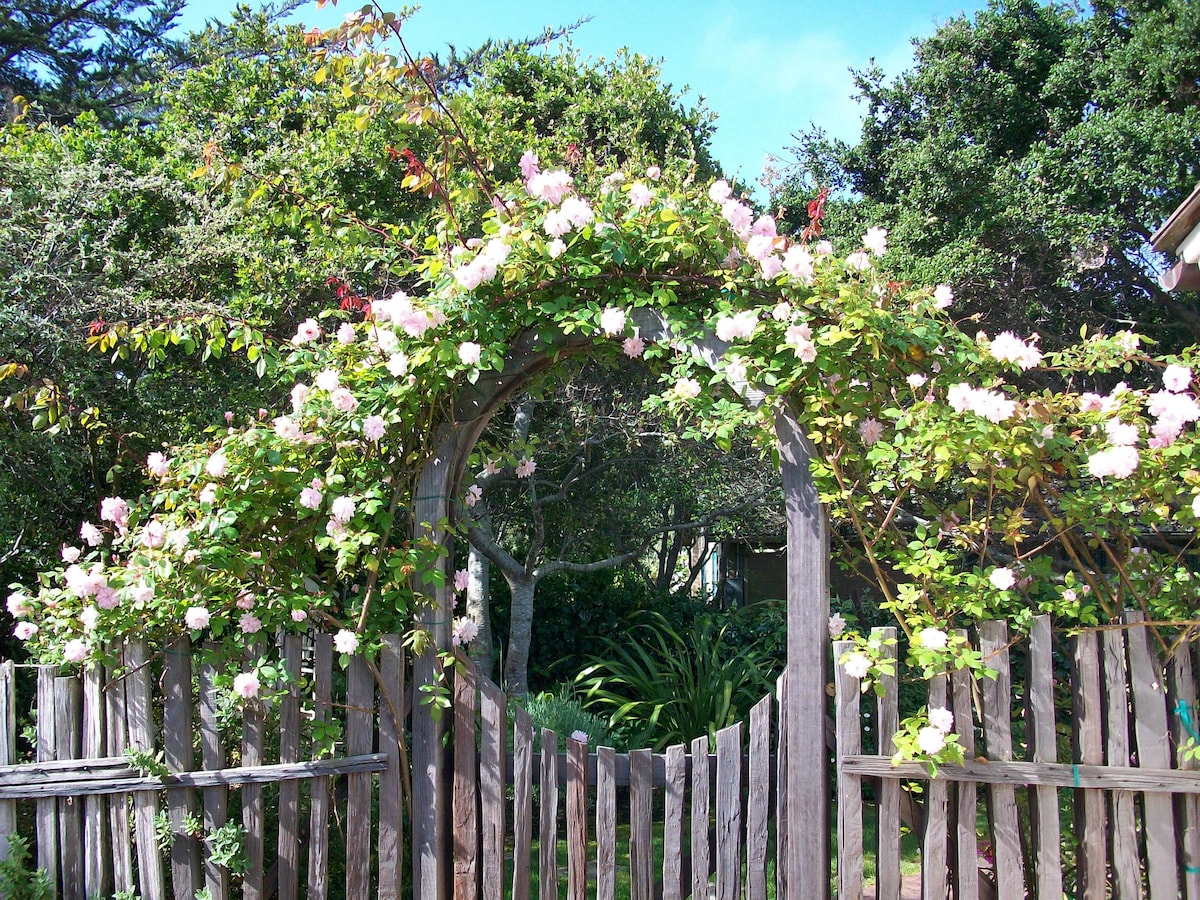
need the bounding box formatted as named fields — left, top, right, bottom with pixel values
left=451, top=660, right=791, bottom=900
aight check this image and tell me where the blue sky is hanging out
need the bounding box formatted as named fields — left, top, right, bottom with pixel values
left=178, top=1, right=988, bottom=186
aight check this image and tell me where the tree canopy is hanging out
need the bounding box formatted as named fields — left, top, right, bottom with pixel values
left=778, top=0, right=1200, bottom=349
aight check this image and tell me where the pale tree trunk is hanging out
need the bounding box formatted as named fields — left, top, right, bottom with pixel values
left=466, top=517, right=495, bottom=679
left=502, top=575, right=537, bottom=698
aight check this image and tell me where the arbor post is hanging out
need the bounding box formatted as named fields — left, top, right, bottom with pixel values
left=776, top=405, right=830, bottom=900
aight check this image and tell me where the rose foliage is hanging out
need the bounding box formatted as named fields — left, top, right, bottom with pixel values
left=7, top=7, right=1200, bottom=758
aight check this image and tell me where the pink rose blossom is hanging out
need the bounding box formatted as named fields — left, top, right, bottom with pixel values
left=299, top=485, right=323, bottom=510
left=708, top=180, right=732, bottom=203
left=917, top=726, right=946, bottom=756
left=841, top=652, right=870, bottom=679
left=929, top=707, right=955, bottom=732
left=454, top=569, right=470, bottom=592
left=1104, top=418, right=1138, bottom=447
left=721, top=198, right=753, bottom=237
left=845, top=251, right=872, bottom=271
left=292, top=318, right=321, bottom=344
left=205, top=451, right=228, bottom=479
left=918, top=627, right=948, bottom=649
left=7, top=592, right=31, bottom=617
left=646, top=165, right=661, bottom=181
left=724, top=357, right=747, bottom=385
left=336, top=323, right=357, bottom=345
left=198, top=484, right=217, bottom=505
left=331, top=388, right=359, bottom=413
left=458, top=342, right=482, bottom=366
left=233, top=672, right=260, bottom=699
left=858, top=418, right=884, bottom=446
left=14, top=622, right=37, bottom=641
left=452, top=617, right=479, bottom=647
left=334, top=630, right=359, bottom=655
left=63, top=639, right=87, bottom=664
left=146, top=452, right=170, bottom=478
left=675, top=378, right=702, bottom=400
left=628, top=183, right=652, bottom=208
left=1087, top=445, right=1139, bottom=479
left=99, top=497, right=129, bottom=528
left=519, top=149, right=539, bottom=180
left=862, top=227, right=888, bottom=256
left=989, top=568, right=1016, bottom=591
left=236, top=592, right=255, bottom=610
left=600, top=307, right=627, bottom=336
left=715, top=311, right=757, bottom=342
left=290, top=609, right=308, bottom=623
left=141, top=520, right=166, bottom=549
left=782, top=246, right=815, bottom=283
left=1164, top=364, right=1193, bottom=393
left=515, top=457, right=537, bottom=479
left=315, top=369, right=340, bottom=393
left=331, top=496, right=356, bottom=523
left=559, top=196, right=594, bottom=229
left=239, top=613, right=262, bottom=635
left=548, top=238, right=567, bottom=258
left=932, top=285, right=954, bottom=309
left=61, top=545, right=80, bottom=564
left=466, top=484, right=483, bottom=507
left=291, top=383, right=310, bottom=412
left=622, top=334, right=646, bottom=358
left=828, top=614, right=846, bottom=638
left=570, top=730, right=589, bottom=743
left=185, top=607, right=210, bottom=630
left=527, top=169, right=573, bottom=205
left=815, top=240, right=834, bottom=256
left=987, top=332, right=1043, bottom=370
left=275, top=416, right=301, bottom=441
left=543, top=209, right=571, bottom=238
left=362, top=415, right=386, bottom=441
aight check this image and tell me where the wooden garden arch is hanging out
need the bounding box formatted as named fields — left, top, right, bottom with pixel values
left=410, top=309, right=831, bottom=900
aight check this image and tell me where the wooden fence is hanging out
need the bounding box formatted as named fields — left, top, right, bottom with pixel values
left=451, top=660, right=792, bottom=900
left=0, top=632, right=408, bottom=900
left=835, top=612, right=1200, bottom=900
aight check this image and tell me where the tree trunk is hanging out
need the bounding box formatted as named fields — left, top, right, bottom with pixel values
left=503, top=575, right=537, bottom=698
left=466, top=516, right=495, bottom=679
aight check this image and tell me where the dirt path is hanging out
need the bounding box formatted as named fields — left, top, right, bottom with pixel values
left=864, top=873, right=923, bottom=899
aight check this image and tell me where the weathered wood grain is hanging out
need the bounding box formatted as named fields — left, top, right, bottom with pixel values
left=345, top=655, right=374, bottom=899
left=242, top=660, right=265, bottom=900
left=1074, top=630, right=1107, bottom=899
left=873, top=626, right=901, bottom=900
left=453, top=659, right=479, bottom=900
left=1102, top=627, right=1142, bottom=900
left=199, top=651, right=229, bottom=900
left=1125, top=611, right=1179, bottom=899
left=1170, top=641, right=1200, bottom=900
left=566, top=735, right=588, bottom=900
left=379, top=634, right=406, bottom=900
left=630, top=747, right=653, bottom=900
left=1026, top=616, right=1062, bottom=899
left=164, top=639, right=200, bottom=900
left=124, top=641, right=165, bottom=900
left=663, top=744, right=686, bottom=900
left=0, top=661, right=15, bottom=862
left=950, top=641, right=978, bottom=900
left=923, top=672, right=949, bottom=900
left=35, top=665, right=58, bottom=889
left=747, top=696, right=770, bottom=900
left=834, top=639, right=863, bottom=900
left=480, top=678, right=506, bottom=900
left=539, top=729, right=559, bottom=900
left=715, top=722, right=742, bottom=900
left=307, top=634, right=333, bottom=900
left=691, top=735, right=711, bottom=900
left=597, top=746, right=616, bottom=900
left=978, top=620, right=1026, bottom=900
left=276, top=634, right=302, bottom=900
left=55, top=675, right=83, bottom=900
left=511, top=706, right=532, bottom=900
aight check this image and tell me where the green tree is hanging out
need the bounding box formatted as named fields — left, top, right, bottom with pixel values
left=778, top=0, right=1200, bottom=349
left=0, top=0, right=186, bottom=124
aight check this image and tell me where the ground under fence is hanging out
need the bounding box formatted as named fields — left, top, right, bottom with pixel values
left=0, top=632, right=408, bottom=900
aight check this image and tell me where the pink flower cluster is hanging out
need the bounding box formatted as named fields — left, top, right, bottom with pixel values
left=453, top=238, right=513, bottom=291
left=715, top=310, right=757, bottom=343
left=452, top=616, right=479, bottom=647
left=372, top=291, right=445, bottom=337
left=785, top=323, right=817, bottom=363
left=947, top=384, right=1017, bottom=423
left=986, top=331, right=1043, bottom=370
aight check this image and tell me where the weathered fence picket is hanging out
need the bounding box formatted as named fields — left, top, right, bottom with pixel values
left=836, top=613, right=1200, bottom=900
left=0, top=631, right=407, bottom=900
